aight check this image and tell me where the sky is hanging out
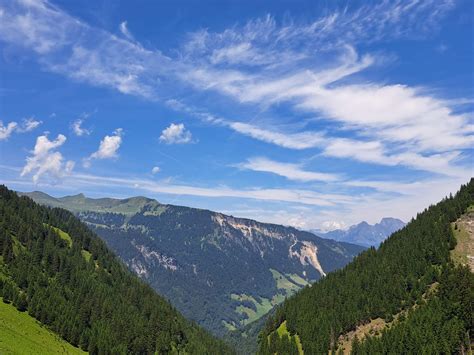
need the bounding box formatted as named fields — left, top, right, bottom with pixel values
left=0, top=0, right=473, bottom=231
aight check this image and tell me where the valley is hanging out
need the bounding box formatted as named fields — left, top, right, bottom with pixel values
left=1, top=0, right=472, bottom=353
left=22, top=191, right=365, bottom=338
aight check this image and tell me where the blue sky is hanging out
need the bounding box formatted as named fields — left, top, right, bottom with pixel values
left=0, top=0, right=473, bottom=230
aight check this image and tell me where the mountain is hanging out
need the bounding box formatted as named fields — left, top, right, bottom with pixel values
left=21, top=191, right=365, bottom=338
left=259, top=180, right=474, bottom=354
left=315, top=217, right=406, bottom=247
left=0, top=186, right=231, bottom=354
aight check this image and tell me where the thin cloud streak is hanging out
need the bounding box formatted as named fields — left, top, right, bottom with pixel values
left=236, top=157, right=340, bottom=182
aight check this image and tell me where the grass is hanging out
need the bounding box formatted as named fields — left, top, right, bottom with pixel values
left=286, top=273, right=310, bottom=287
left=270, top=269, right=301, bottom=294
left=11, top=238, right=26, bottom=257
left=231, top=293, right=276, bottom=326
left=274, top=321, right=304, bottom=354
left=230, top=270, right=308, bottom=327
left=222, top=320, right=237, bottom=331
left=81, top=250, right=92, bottom=262
left=143, top=205, right=168, bottom=216
left=46, top=225, right=94, bottom=265
left=0, top=299, right=85, bottom=354
left=271, top=293, right=286, bottom=305
left=451, top=223, right=470, bottom=266
left=49, top=226, right=72, bottom=248
left=450, top=206, right=474, bottom=271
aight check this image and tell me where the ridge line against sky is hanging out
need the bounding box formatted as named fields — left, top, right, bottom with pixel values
left=0, top=0, right=472, bottom=229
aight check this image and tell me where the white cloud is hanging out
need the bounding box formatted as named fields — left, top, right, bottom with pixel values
left=71, top=118, right=91, bottom=136
left=84, top=128, right=123, bottom=166
left=322, top=138, right=468, bottom=176
left=318, top=220, right=348, bottom=232
left=119, top=21, right=135, bottom=42
left=0, top=1, right=163, bottom=99
left=159, top=123, right=193, bottom=144
left=57, top=172, right=352, bottom=207
left=237, top=157, right=339, bottom=182
left=151, top=166, right=160, bottom=174
left=20, top=133, right=74, bottom=183
left=0, top=117, right=42, bottom=140
left=228, top=121, right=325, bottom=149
left=19, top=117, right=42, bottom=132
left=0, top=121, right=18, bottom=140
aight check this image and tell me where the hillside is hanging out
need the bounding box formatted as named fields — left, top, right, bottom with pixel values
left=0, top=300, right=85, bottom=354
left=0, top=186, right=232, bottom=354
left=259, top=180, right=474, bottom=354
left=316, top=218, right=405, bottom=247
left=21, top=191, right=365, bottom=337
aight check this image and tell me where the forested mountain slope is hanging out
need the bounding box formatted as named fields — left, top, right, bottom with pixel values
left=22, top=191, right=365, bottom=337
left=259, top=179, right=474, bottom=354
left=0, top=186, right=232, bottom=354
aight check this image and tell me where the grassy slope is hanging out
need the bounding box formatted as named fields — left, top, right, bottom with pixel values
left=49, top=226, right=72, bottom=247
left=230, top=269, right=309, bottom=327
left=0, top=300, right=85, bottom=355
left=275, top=321, right=303, bottom=354
left=451, top=204, right=474, bottom=271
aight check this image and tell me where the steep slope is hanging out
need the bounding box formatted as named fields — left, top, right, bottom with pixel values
left=259, top=180, right=474, bottom=354
left=316, top=217, right=405, bottom=247
left=0, top=186, right=232, bottom=354
left=22, top=191, right=365, bottom=337
left=451, top=206, right=474, bottom=271
left=0, top=300, right=86, bottom=354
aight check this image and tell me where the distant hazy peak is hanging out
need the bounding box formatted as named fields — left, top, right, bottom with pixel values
left=313, top=217, right=406, bottom=247
left=20, top=191, right=161, bottom=216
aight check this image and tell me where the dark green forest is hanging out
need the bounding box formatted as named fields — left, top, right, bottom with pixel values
left=259, top=179, right=474, bottom=354
left=0, top=186, right=232, bottom=354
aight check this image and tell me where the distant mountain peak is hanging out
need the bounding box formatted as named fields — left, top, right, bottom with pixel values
left=20, top=191, right=160, bottom=216
left=315, top=217, right=406, bottom=247
left=62, top=193, right=86, bottom=200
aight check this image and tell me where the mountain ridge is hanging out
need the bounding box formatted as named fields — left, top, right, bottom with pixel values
left=259, top=179, right=474, bottom=354
left=21, top=190, right=365, bottom=340
left=314, top=217, right=405, bottom=247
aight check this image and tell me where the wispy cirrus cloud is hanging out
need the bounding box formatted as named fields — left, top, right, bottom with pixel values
left=236, top=157, right=339, bottom=182
left=0, top=0, right=168, bottom=98
left=119, top=21, right=135, bottom=42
